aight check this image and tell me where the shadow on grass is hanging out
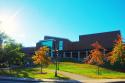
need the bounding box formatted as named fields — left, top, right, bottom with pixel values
left=50, top=75, right=70, bottom=80
left=0, top=69, right=10, bottom=76
left=13, top=68, right=33, bottom=78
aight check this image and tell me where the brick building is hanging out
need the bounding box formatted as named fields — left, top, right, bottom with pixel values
left=36, top=30, right=121, bottom=61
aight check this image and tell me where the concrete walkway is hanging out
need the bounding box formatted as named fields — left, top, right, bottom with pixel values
left=1, top=71, right=125, bottom=83
left=0, top=75, right=125, bottom=83
left=58, top=70, right=91, bottom=80
left=56, top=70, right=125, bottom=83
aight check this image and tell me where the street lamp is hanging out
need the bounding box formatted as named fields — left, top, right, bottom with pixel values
left=53, top=40, right=59, bottom=77
left=55, top=49, right=59, bottom=77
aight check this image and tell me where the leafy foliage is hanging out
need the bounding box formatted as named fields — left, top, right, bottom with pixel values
left=0, top=31, right=7, bottom=40
left=108, top=35, right=125, bottom=65
left=4, top=42, right=25, bottom=66
left=85, top=41, right=105, bottom=75
left=86, top=41, right=105, bottom=65
left=0, top=31, right=25, bottom=67
left=32, top=46, right=51, bottom=73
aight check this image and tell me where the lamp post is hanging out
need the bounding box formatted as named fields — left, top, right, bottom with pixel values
left=55, top=49, right=58, bottom=77
left=53, top=40, right=58, bottom=77
left=57, top=51, right=59, bottom=70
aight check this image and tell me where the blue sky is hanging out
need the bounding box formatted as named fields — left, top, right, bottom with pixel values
left=0, top=0, right=125, bottom=46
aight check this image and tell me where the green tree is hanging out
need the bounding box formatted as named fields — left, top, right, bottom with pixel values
left=0, top=31, right=8, bottom=67
left=0, top=31, right=25, bottom=66
left=0, top=31, right=7, bottom=41
left=32, top=46, right=51, bottom=74
left=4, top=42, right=25, bottom=67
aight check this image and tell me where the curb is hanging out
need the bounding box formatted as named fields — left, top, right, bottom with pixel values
left=0, top=76, right=81, bottom=83
left=0, top=76, right=42, bottom=82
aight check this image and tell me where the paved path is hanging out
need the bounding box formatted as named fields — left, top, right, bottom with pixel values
left=56, top=70, right=125, bottom=83
left=1, top=71, right=125, bottom=83
left=58, top=70, right=91, bottom=80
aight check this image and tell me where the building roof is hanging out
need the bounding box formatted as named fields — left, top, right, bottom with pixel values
left=36, top=30, right=121, bottom=51
left=44, top=36, right=71, bottom=41
left=79, top=30, right=121, bottom=49
left=21, top=47, right=36, bottom=55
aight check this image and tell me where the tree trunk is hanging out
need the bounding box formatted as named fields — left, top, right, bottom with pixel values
left=8, top=62, right=11, bottom=74
left=40, top=63, right=42, bottom=74
left=97, top=65, right=99, bottom=75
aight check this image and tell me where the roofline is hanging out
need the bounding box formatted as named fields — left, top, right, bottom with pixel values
left=44, top=35, right=71, bottom=41
left=79, top=30, right=121, bottom=37
left=38, top=39, right=54, bottom=42
left=22, top=47, right=36, bottom=48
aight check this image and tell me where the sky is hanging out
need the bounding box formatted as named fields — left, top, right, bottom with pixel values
left=0, top=0, right=125, bottom=47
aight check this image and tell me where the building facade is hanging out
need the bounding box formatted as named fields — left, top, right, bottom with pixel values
left=36, top=30, right=121, bottom=61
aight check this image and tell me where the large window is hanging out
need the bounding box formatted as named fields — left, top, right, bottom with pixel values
left=59, top=41, right=63, bottom=50
left=40, top=40, right=63, bottom=51
left=40, top=40, right=53, bottom=49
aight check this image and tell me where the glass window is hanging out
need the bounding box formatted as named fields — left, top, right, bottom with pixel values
left=40, top=40, right=53, bottom=49
left=59, top=41, right=63, bottom=50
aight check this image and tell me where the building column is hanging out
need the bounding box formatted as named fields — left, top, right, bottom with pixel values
left=63, top=52, right=66, bottom=58
left=86, top=50, right=88, bottom=57
left=51, top=51, right=53, bottom=58
left=70, top=52, right=72, bottom=58
left=78, top=51, right=80, bottom=60
left=103, top=49, right=106, bottom=56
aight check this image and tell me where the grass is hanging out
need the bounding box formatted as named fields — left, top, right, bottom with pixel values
left=48, top=62, right=125, bottom=79
left=1, top=62, right=125, bottom=79
left=0, top=67, right=68, bottom=80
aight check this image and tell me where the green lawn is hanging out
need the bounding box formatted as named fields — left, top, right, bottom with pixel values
left=48, top=62, right=125, bottom=79
left=1, top=62, right=125, bottom=79
left=0, top=67, right=68, bottom=79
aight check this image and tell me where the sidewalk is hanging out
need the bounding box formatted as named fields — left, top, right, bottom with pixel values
left=0, top=76, right=81, bottom=83
left=58, top=70, right=91, bottom=80
left=0, top=76, right=42, bottom=82
left=0, top=73, right=125, bottom=83
left=57, top=70, right=125, bottom=83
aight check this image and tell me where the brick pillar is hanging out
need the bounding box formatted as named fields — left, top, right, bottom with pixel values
left=78, top=51, right=80, bottom=60
left=86, top=50, right=88, bottom=57
left=70, top=52, right=72, bottom=58
left=51, top=51, right=53, bottom=58
left=103, top=49, right=106, bottom=56
left=63, top=52, right=66, bottom=58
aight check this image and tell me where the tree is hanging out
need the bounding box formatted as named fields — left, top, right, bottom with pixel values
left=0, top=31, right=7, bottom=63
left=0, top=31, right=7, bottom=41
left=108, top=35, right=125, bottom=65
left=3, top=41, right=25, bottom=74
left=32, top=46, right=51, bottom=74
left=4, top=42, right=25, bottom=67
left=0, top=31, right=26, bottom=75
left=86, top=41, right=105, bottom=75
